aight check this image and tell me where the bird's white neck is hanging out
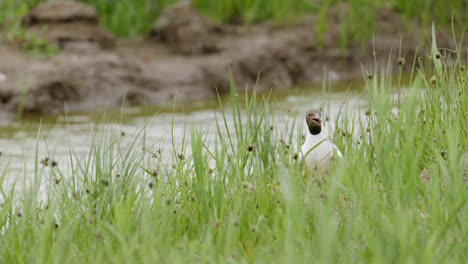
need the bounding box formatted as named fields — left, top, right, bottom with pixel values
left=306, top=130, right=327, bottom=144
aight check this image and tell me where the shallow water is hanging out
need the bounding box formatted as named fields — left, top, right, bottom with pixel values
left=0, top=78, right=369, bottom=188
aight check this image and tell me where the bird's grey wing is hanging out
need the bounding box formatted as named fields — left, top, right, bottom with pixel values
left=332, top=143, right=344, bottom=160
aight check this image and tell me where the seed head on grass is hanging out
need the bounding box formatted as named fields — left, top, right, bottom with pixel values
left=241, top=181, right=254, bottom=192
left=247, top=145, right=253, bottom=152
left=177, top=153, right=185, bottom=160
left=151, top=148, right=162, bottom=158
left=278, top=139, right=289, bottom=149
left=40, top=157, right=49, bottom=166
left=398, top=57, right=405, bottom=66
left=293, top=153, right=298, bottom=160
left=101, top=180, right=109, bottom=187
left=419, top=167, right=432, bottom=184
left=320, top=192, right=327, bottom=201
left=441, top=150, right=447, bottom=158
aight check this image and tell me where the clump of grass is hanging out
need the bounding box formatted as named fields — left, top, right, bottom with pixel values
left=10, top=0, right=315, bottom=38
left=0, top=0, right=58, bottom=56
left=78, top=0, right=172, bottom=38
left=0, top=31, right=467, bottom=263
left=394, top=0, right=468, bottom=30
left=2, top=0, right=468, bottom=48
left=192, top=0, right=316, bottom=25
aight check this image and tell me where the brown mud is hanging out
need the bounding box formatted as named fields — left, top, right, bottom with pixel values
left=0, top=0, right=462, bottom=118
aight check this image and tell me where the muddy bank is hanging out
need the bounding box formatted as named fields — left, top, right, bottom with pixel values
left=0, top=0, right=462, bottom=117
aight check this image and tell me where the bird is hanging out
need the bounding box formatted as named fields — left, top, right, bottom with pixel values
left=299, top=108, right=343, bottom=174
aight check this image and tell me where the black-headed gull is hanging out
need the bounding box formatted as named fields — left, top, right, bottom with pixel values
left=299, top=109, right=343, bottom=174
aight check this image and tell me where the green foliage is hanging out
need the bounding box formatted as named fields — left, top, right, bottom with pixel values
left=394, top=0, right=466, bottom=29
left=0, top=0, right=58, bottom=56
left=77, top=0, right=173, bottom=38
left=2, top=0, right=468, bottom=46
left=192, top=0, right=315, bottom=25
left=5, top=0, right=315, bottom=38
left=74, top=0, right=315, bottom=35
left=339, top=0, right=378, bottom=49
left=1, top=30, right=467, bottom=263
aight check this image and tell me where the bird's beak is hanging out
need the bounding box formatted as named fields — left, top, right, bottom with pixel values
left=313, top=118, right=321, bottom=125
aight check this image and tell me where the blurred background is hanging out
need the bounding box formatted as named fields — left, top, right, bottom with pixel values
left=0, top=0, right=464, bottom=172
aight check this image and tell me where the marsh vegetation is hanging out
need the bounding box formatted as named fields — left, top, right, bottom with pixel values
left=0, top=30, right=467, bottom=262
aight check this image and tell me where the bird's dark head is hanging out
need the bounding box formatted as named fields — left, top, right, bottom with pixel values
left=306, top=109, right=322, bottom=135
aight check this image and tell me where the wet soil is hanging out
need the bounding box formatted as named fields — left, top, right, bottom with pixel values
left=0, top=0, right=462, bottom=119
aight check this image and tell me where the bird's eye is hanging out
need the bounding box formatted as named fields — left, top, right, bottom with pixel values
left=308, top=113, right=311, bottom=116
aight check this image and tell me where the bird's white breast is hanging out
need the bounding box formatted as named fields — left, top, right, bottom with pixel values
left=300, top=132, right=341, bottom=174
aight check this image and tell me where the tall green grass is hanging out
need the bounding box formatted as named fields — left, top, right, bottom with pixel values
left=1, top=31, right=467, bottom=262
